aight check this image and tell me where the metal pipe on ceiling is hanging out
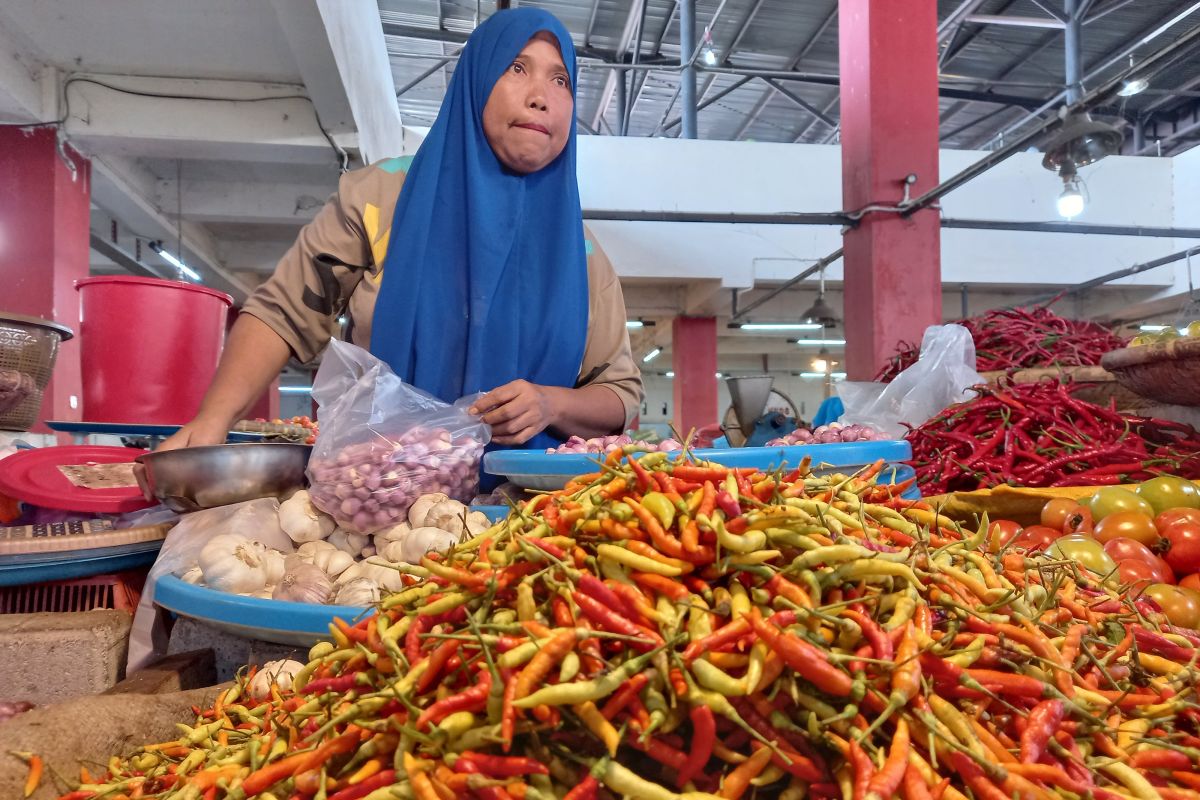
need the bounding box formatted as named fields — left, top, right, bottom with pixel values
left=580, top=209, right=1200, bottom=240
left=732, top=250, right=844, bottom=320
left=1064, top=0, right=1083, bottom=103
left=679, top=0, right=698, bottom=138
left=1022, top=246, right=1200, bottom=306
left=964, top=14, right=1065, bottom=29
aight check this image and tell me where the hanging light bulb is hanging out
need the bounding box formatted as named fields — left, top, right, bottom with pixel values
left=1119, top=77, right=1149, bottom=97
left=701, top=27, right=718, bottom=66
left=1057, top=166, right=1085, bottom=219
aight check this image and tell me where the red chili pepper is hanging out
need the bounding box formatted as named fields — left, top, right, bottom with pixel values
left=327, top=770, right=399, bottom=800
left=865, top=719, right=909, bottom=800
left=562, top=775, right=599, bottom=800
left=451, top=758, right=515, bottom=800
left=747, top=610, right=852, bottom=697
left=1019, top=699, right=1064, bottom=763
left=414, top=638, right=461, bottom=696
left=842, top=608, right=894, bottom=661
left=415, top=668, right=493, bottom=730
left=1130, top=749, right=1194, bottom=771
left=676, top=704, right=715, bottom=788
left=600, top=673, right=650, bottom=720
left=630, top=571, right=690, bottom=602
left=455, top=751, right=549, bottom=777
left=572, top=591, right=662, bottom=650
left=301, top=673, right=362, bottom=695
left=848, top=738, right=874, bottom=800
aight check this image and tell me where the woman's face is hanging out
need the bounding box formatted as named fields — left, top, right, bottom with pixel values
left=482, top=32, right=574, bottom=174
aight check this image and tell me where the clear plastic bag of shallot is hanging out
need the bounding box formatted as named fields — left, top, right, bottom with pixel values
left=305, top=340, right=491, bottom=533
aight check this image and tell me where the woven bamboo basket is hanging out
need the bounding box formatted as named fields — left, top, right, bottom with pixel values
left=979, top=364, right=1145, bottom=411
left=1101, top=338, right=1200, bottom=407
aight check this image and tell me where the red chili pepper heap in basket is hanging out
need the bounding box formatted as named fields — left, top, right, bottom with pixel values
left=876, top=303, right=1127, bottom=382
left=906, top=380, right=1200, bottom=493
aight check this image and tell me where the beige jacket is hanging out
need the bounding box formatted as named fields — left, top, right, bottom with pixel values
left=243, top=157, right=643, bottom=427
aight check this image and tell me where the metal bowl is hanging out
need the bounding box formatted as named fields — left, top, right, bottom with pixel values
left=136, top=443, right=312, bottom=513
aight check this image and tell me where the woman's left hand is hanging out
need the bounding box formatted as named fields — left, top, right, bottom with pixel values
left=469, top=380, right=558, bottom=445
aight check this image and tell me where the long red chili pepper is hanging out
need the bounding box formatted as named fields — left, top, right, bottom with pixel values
left=1020, top=699, right=1064, bottom=763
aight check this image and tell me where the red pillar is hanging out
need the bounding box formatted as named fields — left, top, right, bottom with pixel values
left=0, top=127, right=90, bottom=433
left=671, top=316, right=717, bottom=436
left=838, top=0, right=942, bottom=380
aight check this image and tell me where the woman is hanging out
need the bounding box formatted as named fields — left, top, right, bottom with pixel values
left=163, top=8, right=641, bottom=451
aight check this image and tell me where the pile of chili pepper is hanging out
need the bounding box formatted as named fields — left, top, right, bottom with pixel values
left=48, top=449, right=1200, bottom=800
left=875, top=305, right=1126, bottom=382
left=907, top=379, right=1200, bottom=493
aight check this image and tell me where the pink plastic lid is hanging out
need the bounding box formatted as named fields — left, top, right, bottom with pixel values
left=0, top=445, right=154, bottom=514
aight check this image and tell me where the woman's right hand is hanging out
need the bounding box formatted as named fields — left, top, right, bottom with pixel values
left=157, top=415, right=232, bottom=451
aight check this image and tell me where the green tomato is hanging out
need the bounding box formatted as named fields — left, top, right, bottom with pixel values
left=1159, top=327, right=1180, bottom=341
left=1046, top=534, right=1117, bottom=579
left=1136, top=476, right=1200, bottom=515
left=1188, top=321, right=1200, bottom=338
left=1088, top=487, right=1154, bottom=522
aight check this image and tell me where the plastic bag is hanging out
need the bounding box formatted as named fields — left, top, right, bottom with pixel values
left=127, top=498, right=290, bottom=671
left=305, top=339, right=491, bottom=534
left=839, top=325, right=984, bottom=439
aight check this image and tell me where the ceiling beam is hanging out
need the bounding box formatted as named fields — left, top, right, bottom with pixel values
left=60, top=74, right=347, bottom=166
left=89, top=155, right=254, bottom=302
left=154, top=178, right=332, bottom=226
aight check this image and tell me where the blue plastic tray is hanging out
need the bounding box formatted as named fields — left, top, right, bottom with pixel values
left=155, top=575, right=372, bottom=646
left=484, top=441, right=914, bottom=493
left=46, top=420, right=264, bottom=443
left=0, top=540, right=163, bottom=587
left=152, top=506, right=512, bottom=645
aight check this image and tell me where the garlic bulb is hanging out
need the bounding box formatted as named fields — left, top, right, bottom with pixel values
left=198, top=534, right=269, bottom=594
left=331, top=577, right=380, bottom=606
left=337, top=559, right=406, bottom=591
left=180, top=566, right=204, bottom=585
left=278, top=490, right=337, bottom=543
left=308, top=547, right=354, bottom=579
left=247, top=659, right=305, bottom=700
left=272, top=556, right=333, bottom=604
left=407, top=493, right=450, bottom=528
left=328, top=528, right=369, bottom=556
left=373, top=521, right=411, bottom=557
left=261, top=550, right=287, bottom=586
left=381, top=526, right=460, bottom=564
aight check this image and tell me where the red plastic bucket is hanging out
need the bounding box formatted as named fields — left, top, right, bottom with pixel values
left=76, top=277, right=233, bottom=424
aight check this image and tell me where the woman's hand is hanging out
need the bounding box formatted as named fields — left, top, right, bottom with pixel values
left=157, top=415, right=233, bottom=451
left=469, top=380, right=558, bottom=445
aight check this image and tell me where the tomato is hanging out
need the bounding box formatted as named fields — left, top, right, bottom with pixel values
left=1041, top=498, right=1082, bottom=531
left=1180, top=573, right=1200, bottom=592
left=1093, top=511, right=1160, bottom=547
left=1137, top=476, right=1200, bottom=515
left=1116, top=559, right=1159, bottom=590
left=1155, top=508, right=1200, bottom=531
left=1047, top=535, right=1117, bottom=578
left=1088, top=487, right=1154, bottom=522
left=1142, top=583, right=1200, bottom=629
left=1102, top=538, right=1174, bottom=583
left=1063, top=505, right=1093, bottom=535
left=1009, top=525, right=1064, bottom=553
left=988, top=520, right=1022, bottom=553
left=1161, top=521, right=1200, bottom=575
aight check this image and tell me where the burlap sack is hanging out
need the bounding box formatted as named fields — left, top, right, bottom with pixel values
left=0, top=685, right=225, bottom=799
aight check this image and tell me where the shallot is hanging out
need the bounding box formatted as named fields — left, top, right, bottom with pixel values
left=767, top=423, right=885, bottom=447
left=307, top=427, right=485, bottom=533
left=547, top=434, right=682, bottom=455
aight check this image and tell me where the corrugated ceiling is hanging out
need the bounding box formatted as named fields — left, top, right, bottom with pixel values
left=379, top=0, right=1200, bottom=154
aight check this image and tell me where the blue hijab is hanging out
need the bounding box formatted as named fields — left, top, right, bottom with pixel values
left=370, top=9, right=588, bottom=453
